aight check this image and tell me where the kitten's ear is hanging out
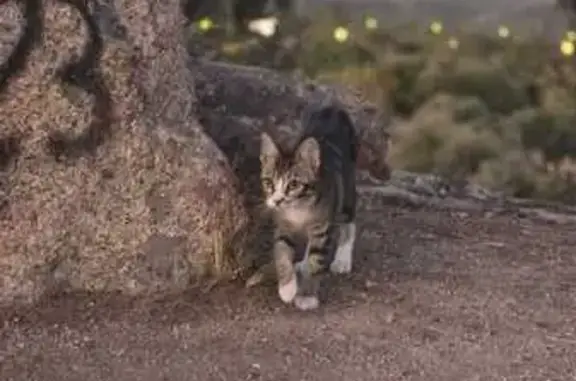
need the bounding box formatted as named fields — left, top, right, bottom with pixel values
left=260, top=132, right=280, bottom=164
left=295, top=137, right=320, bottom=172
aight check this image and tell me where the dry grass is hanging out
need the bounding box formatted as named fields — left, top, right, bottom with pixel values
left=389, top=94, right=502, bottom=180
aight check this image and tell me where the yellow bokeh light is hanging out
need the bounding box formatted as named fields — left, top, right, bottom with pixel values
left=197, top=17, right=214, bottom=32
left=430, top=21, right=443, bottom=35
left=333, top=26, right=350, bottom=43
left=566, top=30, right=576, bottom=41
left=447, top=37, right=459, bottom=49
left=560, top=39, right=575, bottom=56
left=364, top=16, right=378, bottom=30
left=498, top=26, right=510, bottom=39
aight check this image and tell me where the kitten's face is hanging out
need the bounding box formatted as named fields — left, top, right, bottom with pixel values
left=260, top=133, right=321, bottom=223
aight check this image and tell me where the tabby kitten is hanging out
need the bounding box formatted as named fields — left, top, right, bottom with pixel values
left=259, top=104, right=359, bottom=311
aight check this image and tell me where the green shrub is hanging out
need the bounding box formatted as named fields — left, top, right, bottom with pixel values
left=428, top=65, right=532, bottom=114
left=389, top=94, right=502, bottom=180
left=505, top=108, right=576, bottom=166
left=476, top=152, right=576, bottom=203
left=475, top=150, right=541, bottom=198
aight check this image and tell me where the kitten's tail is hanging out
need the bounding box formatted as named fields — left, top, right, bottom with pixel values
left=334, top=107, right=360, bottom=163
left=301, top=100, right=360, bottom=163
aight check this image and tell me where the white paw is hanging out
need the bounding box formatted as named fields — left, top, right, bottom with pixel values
left=294, top=296, right=319, bottom=311
left=330, top=256, right=352, bottom=274
left=331, top=223, right=355, bottom=274
left=278, top=276, right=298, bottom=303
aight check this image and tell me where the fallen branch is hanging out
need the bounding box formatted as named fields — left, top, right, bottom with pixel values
left=358, top=170, right=576, bottom=225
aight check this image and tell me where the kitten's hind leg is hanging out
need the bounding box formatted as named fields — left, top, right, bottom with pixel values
left=330, top=222, right=356, bottom=274
left=274, top=239, right=298, bottom=303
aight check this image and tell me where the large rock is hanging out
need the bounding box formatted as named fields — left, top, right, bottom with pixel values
left=193, top=60, right=393, bottom=182
left=0, top=0, right=250, bottom=307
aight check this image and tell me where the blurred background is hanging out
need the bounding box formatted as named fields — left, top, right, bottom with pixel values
left=182, top=0, right=576, bottom=204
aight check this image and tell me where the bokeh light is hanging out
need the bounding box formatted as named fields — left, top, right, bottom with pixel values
left=560, top=40, right=575, bottom=56
left=197, top=17, right=214, bottom=32
left=333, top=26, right=350, bottom=43
left=497, top=26, right=510, bottom=39
left=364, top=16, right=378, bottom=30
left=447, top=37, right=459, bottom=49
left=429, top=21, right=443, bottom=35
left=248, top=17, right=278, bottom=38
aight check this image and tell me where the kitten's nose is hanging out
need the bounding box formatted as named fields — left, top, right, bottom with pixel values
left=267, top=195, right=284, bottom=208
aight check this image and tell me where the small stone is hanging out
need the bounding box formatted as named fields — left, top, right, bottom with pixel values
left=333, top=332, right=347, bottom=341
left=365, top=280, right=377, bottom=289
left=483, top=211, right=496, bottom=218
left=384, top=312, right=396, bottom=324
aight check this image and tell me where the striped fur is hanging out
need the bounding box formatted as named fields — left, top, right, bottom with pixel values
left=259, top=104, right=358, bottom=310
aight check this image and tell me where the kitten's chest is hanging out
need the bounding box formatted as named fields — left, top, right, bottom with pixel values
left=279, top=207, right=316, bottom=229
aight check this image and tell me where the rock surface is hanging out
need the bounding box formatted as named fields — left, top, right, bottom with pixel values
left=194, top=59, right=392, bottom=182
left=0, top=0, right=249, bottom=307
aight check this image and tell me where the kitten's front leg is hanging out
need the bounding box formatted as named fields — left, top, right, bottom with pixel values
left=274, top=237, right=298, bottom=304
left=294, top=266, right=322, bottom=311
left=294, top=222, right=336, bottom=311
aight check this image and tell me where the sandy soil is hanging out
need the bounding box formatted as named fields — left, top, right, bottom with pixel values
left=1, top=198, right=575, bottom=381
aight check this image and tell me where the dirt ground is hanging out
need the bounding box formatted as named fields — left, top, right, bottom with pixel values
left=1, top=195, right=575, bottom=381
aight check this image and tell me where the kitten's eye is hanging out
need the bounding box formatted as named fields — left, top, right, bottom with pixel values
left=262, top=178, right=274, bottom=192
left=286, top=180, right=302, bottom=193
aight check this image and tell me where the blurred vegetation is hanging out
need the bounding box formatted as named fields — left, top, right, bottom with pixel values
left=186, top=4, right=576, bottom=204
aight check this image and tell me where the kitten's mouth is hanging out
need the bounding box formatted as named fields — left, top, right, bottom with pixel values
left=266, top=199, right=284, bottom=209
